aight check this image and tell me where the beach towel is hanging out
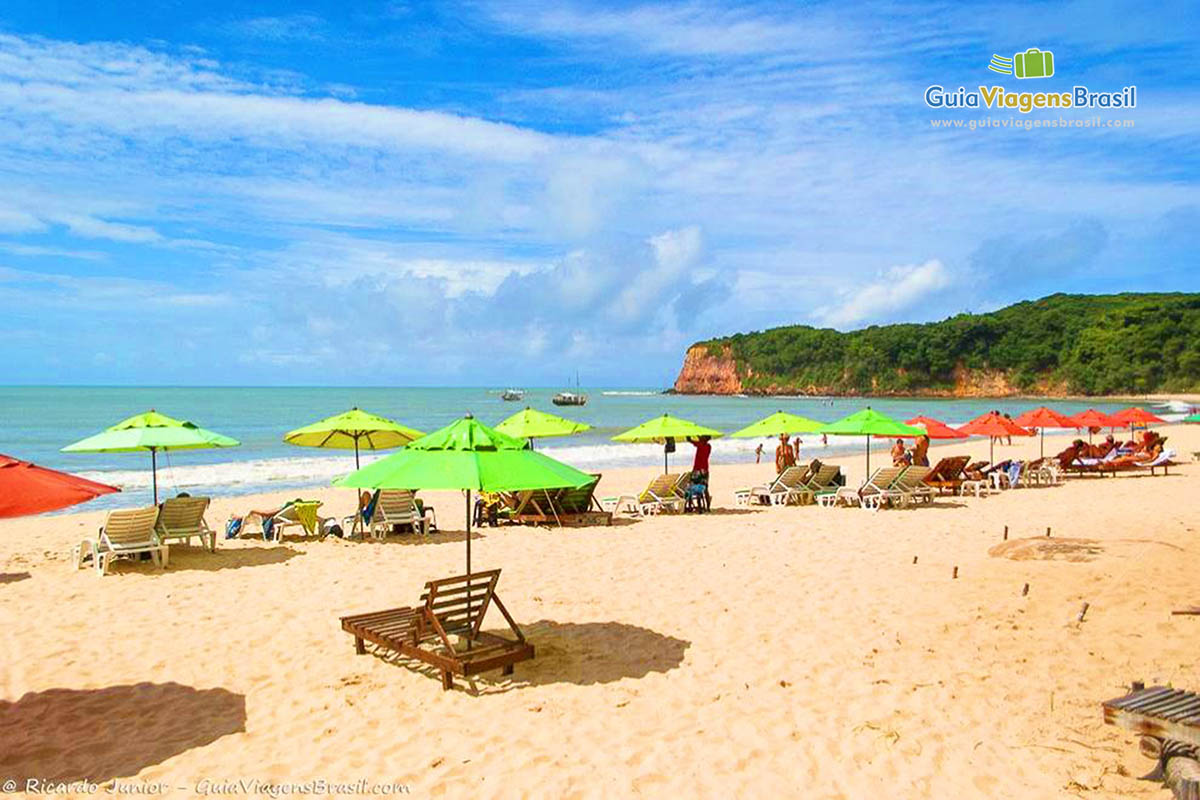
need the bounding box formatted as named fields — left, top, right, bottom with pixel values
left=1007, top=461, right=1022, bottom=488
left=292, top=501, right=319, bottom=535
left=225, top=517, right=242, bottom=539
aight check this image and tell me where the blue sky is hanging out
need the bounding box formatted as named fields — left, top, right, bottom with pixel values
left=0, top=1, right=1196, bottom=386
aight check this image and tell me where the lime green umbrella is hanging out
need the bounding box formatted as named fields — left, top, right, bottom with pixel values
left=613, top=413, right=723, bottom=472
left=817, top=407, right=923, bottom=475
left=62, top=409, right=239, bottom=503
left=284, top=407, right=424, bottom=469
left=495, top=406, right=591, bottom=448
left=335, top=414, right=593, bottom=575
left=730, top=410, right=824, bottom=438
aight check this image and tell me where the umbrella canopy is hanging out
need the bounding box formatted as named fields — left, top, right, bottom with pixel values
left=957, top=411, right=1032, bottom=463
left=0, top=454, right=120, bottom=518
left=730, top=411, right=824, bottom=438
left=1013, top=406, right=1077, bottom=457
left=877, top=415, right=969, bottom=440
left=1108, top=407, right=1166, bottom=427
left=1068, top=408, right=1117, bottom=428
left=284, top=407, right=424, bottom=468
left=613, top=413, right=724, bottom=472
left=818, top=408, right=923, bottom=475
left=908, top=416, right=968, bottom=440
left=62, top=410, right=239, bottom=503
left=335, top=415, right=594, bottom=575
left=495, top=406, right=592, bottom=444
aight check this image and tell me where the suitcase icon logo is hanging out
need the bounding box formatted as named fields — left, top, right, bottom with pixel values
left=988, top=48, right=1055, bottom=79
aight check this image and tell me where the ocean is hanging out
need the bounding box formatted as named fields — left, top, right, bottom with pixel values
left=0, top=386, right=1149, bottom=510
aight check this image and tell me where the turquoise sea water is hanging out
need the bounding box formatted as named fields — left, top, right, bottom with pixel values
left=0, top=386, right=1144, bottom=509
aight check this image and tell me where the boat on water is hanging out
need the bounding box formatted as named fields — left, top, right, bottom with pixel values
left=553, top=371, right=587, bottom=405
left=552, top=391, right=587, bottom=406
left=501, top=389, right=524, bottom=401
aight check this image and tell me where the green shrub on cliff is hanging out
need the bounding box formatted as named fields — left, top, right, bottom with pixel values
left=696, top=293, right=1200, bottom=395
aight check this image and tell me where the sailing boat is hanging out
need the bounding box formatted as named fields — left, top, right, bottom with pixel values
left=553, top=371, right=587, bottom=406
left=501, top=388, right=524, bottom=401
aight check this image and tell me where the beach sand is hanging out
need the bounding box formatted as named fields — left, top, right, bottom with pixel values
left=1, top=426, right=1197, bottom=798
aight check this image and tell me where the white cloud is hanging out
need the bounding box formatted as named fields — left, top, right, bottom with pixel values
left=817, top=259, right=954, bottom=328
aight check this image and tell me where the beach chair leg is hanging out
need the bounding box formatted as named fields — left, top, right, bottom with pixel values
left=441, top=670, right=453, bottom=691
left=96, top=552, right=110, bottom=576
left=160, top=546, right=169, bottom=569
left=354, top=636, right=365, bottom=655
left=502, top=664, right=514, bottom=676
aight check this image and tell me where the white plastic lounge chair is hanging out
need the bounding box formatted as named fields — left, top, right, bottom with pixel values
left=240, top=500, right=327, bottom=540
left=820, top=466, right=906, bottom=510
left=736, top=466, right=810, bottom=506
left=75, top=506, right=167, bottom=576
left=602, top=473, right=685, bottom=516
left=881, top=466, right=934, bottom=507
left=366, top=490, right=430, bottom=539
left=155, top=496, right=216, bottom=551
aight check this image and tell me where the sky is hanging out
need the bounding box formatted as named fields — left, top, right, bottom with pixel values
left=0, top=1, right=1196, bottom=387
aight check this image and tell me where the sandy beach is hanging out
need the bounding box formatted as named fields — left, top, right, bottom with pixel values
left=2, top=425, right=1197, bottom=799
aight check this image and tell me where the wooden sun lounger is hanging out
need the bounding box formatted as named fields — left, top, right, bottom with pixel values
left=1104, top=684, right=1200, bottom=798
left=340, top=569, right=534, bottom=691
left=508, top=474, right=613, bottom=526
left=923, top=456, right=970, bottom=495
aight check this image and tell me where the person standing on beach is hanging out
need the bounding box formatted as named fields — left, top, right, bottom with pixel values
left=755, top=443, right=764, bottom=463
left=687, top=436, right=712, bottom=510
left=1003, top=413, right=1014, bottom=446
left=912, top=434, right=930, bottom=467
left=792, top=437, right=802, bottom=465
left=775, top=433, right=795, bottom=473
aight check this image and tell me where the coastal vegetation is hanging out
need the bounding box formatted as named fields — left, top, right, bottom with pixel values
left=679, top=293, right=1200, bottom=396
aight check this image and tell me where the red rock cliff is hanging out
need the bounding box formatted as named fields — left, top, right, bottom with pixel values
left=673, top=345, right=743, bottom=394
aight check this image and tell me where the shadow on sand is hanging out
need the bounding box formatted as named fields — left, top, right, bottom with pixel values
left=0, top=572, right=31, bottom=585
left=365, top=620, right=690, bottom=695
left=0, top=682, right=245, bottom=784
left=112, top=545, right=302, bottom=574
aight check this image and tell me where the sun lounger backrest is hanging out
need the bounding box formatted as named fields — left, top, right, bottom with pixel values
left=558, top=474, right=601, bottom=513
left=420, top=569, right=502, bottom=638
left=863, top=466, right=905, bottom=493
left=103, top=507, right=161, bottom=548
left=897, top=466, right=931, bottom=489
left=774, top=466, right=806, bottom=491
left=639, top=474, right=679, bottom=503
left=376, top=490, right=418, bottom=523
left=806, top=464, right=841, bottom=489
left=157, top=496, right=210, bottom=532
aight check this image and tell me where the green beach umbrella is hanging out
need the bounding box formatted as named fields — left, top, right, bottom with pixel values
left=817, top=407, right=922, bottom=476
left=730, top=410, right=824, bottom=438
left=283, top=407, right=424, bottom=469
left=335, top=414, right=593, bottom=575
left=62, top=409, right=239, bottom=503
left=613, top=413, right=724, bottom=473
left=495, top=406, right=592, bottom=448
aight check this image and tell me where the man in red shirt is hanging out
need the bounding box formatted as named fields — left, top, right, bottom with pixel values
left=687, top=435, right=712, bottom=511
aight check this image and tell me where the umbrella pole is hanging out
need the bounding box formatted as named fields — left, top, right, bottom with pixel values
left=1040, top=428, right=1045, bottom=459
left=865, top=435, right=870, bottom=476
left=354, top=437, right=360, bottom=470
left=465, top=489, right=471, bottom=578
left=150, top=447, right=158, bottom=504
left=664, top=445, right=669, bottom=475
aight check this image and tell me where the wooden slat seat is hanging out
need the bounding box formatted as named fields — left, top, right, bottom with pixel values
left=1104, top=685, right=1200, bottom=749
left=340, top=568, right=534, bottom=690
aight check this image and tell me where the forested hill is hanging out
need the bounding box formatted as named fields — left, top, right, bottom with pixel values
left=673, top=293, right=1200, bottom=396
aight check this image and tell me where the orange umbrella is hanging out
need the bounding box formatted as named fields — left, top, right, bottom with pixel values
left=1068, top=409, right=1118, bottom=443
left=1109, top=407, right=1165, bottom=427
left=0, top=454, right=120, bottom=518
left=1013, top=406, right=1076, bottom=457
left=957, top=411, right=1032, bottom=463
left=906, top=415, right=969, bottom=440
left=874, top=415, right=968, bottom=440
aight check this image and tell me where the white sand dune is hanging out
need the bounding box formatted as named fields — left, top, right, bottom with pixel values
left=1, top=426, right=1197, bottom=798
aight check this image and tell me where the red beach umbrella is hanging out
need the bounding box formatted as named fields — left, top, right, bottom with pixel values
left=957, top=411, right=1032, bottom=463
left=0, top=454, right=120, bottom=519
left=1068, top=409, right=1119, bottom=443
left=906, top=416, right=969, bottom=440
left=1108, top=407, right=1166, bottom=428
left=1013, top=406, right=1077, bottom=457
